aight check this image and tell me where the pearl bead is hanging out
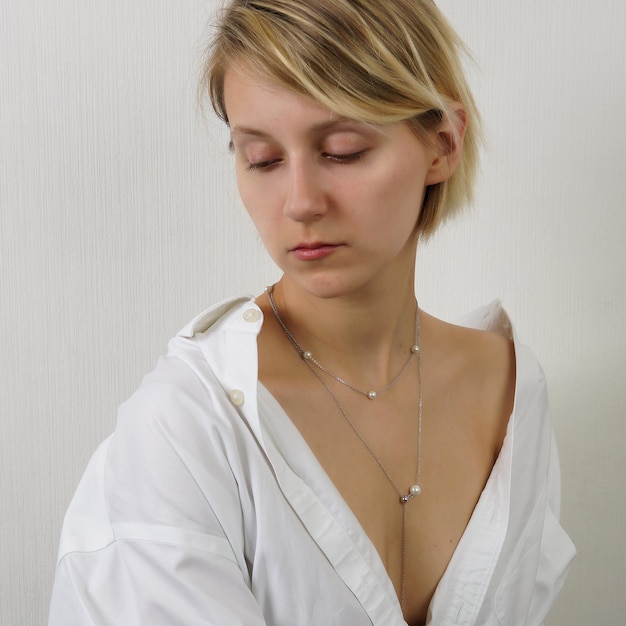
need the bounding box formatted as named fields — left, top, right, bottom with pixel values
left=367, top=391, right=378, bottom=400
left=303, top=351, right=313, bottom=360
left=411, top=345, right=420, bottom=353
left=410, top=484, right=421, bottom=496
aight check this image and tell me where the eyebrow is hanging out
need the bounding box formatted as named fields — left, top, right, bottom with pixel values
left=228, top=127, right=268, bottom=152
left=229, top=117, right=363, bottom=147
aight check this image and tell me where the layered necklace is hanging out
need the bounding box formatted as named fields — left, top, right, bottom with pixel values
left=265, top=284, right=423, bottom=613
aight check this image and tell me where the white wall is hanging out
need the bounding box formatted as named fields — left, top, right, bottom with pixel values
left=1, top=1, right=624, bottom=623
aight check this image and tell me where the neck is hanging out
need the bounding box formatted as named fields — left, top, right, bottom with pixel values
left=264, top=274, right=419, bottom=387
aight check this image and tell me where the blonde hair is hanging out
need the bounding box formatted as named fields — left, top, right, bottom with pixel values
left=200, top=0, right=481, bottom=237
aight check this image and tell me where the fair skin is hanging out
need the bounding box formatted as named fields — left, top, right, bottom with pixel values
left=224, top=67, right=515, bottom=626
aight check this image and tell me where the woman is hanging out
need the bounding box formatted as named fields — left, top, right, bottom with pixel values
left=50, top=1, right=575, bottom=624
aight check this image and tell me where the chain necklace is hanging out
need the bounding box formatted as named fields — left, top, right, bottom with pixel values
left=265, top=286, right=419, bottom=400
left=265, top=284, right=423, bottom=614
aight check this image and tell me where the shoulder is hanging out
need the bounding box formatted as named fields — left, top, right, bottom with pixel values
left=113, top=294, right=264, bottom=447
left=445, top=300, right=545, bottom=401
left=422, top=304, right=517, bottom=458
left=176, top=294, right=259, bottom=339
left=104, top=298, right=265, bottom=523
left=443, top=300, right=551, bottom=441
left=424, top=306, right=515, bottom=398
left=448, top=318, right=516, bottom=426
left=451, top=299, right=550, bottom=415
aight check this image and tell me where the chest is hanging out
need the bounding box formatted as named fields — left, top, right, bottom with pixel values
left=268, top=380, right=503, bottom=626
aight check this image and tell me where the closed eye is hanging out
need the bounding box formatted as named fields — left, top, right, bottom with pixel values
left=245, top=150, right=367, bottom=171
left=245, top=159, right=281, bottom=172
left=323, top=150, right=367, bottom=163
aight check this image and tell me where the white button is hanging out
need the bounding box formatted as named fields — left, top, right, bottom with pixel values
left=229, top=389, right=244, bottom=406
left=243, top=308, right=261, bottom=323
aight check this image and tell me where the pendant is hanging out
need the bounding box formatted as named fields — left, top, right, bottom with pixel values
left=400, top=484, right=421, bottom=503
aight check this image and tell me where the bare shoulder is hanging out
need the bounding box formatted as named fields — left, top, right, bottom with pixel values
left=422, top=312, right=516, bottom=459
left=423, top=309, right=515, bottom=372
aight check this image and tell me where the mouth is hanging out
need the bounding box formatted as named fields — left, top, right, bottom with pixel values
left=289, top=242, right=342, bottom=261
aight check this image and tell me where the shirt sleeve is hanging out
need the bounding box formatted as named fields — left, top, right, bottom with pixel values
left=49, top=355, right=268, bottom=626
left=525, top=433, right=577, bottom=624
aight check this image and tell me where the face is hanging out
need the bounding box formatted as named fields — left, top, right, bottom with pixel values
left=223, top=67, right=444, bottom=300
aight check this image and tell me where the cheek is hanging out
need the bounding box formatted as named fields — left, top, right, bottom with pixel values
left=237, top=185, right=277, bottom=245
left=354, top=164, right=426, bottom=227
left=236, top=167, right=285, bottom=229
left=237, top=173, right=264, bottom=221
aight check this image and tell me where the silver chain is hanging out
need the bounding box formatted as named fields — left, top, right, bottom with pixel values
left=265, top=284, right=423, bottom=615
left=265, top=286, right=420, bottom=400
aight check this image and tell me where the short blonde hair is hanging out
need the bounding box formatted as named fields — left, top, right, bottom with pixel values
left=200, top=0, right=481, bottom=237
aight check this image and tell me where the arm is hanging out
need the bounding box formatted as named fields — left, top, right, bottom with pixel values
left=50, top=358, right=268, bottom=625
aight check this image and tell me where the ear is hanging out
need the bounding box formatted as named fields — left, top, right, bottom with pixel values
left=424, top=103, right=467, bottom=186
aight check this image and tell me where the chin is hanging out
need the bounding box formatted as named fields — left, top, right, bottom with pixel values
left=283, top=270, right=379, bottom=301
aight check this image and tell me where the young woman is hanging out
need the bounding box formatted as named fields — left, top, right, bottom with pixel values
left=50, top=1, right=575, bottom=624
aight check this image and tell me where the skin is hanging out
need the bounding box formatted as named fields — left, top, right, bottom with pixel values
left=224, top=67, right=515, bottom=626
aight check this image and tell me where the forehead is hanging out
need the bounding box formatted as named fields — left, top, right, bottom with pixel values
left=221, top=66, right=419, bottom=150
left=223, top=66, right=341, bottom=128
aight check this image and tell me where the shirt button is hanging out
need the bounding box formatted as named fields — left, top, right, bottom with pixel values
left=229, top=389, right=244, bottom=406
left=243, top=308, right=261, bottom=323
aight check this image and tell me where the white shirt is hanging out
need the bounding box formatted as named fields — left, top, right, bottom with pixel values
left=49, top=296, right=576, bottom=625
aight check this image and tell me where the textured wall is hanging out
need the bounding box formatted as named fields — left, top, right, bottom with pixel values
left=1, top=1, right=624, bottom=623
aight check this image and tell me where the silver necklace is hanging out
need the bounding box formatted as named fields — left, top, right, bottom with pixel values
left=265, top=284, right=423, bottom=614
left=265, top=287, right=419, bottom=400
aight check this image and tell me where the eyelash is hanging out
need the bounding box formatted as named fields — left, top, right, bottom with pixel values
left=245, top=150, right=367, bottom=172
left=325, top=150, right=366, bottom=164
left=246, top=160, right=278, bottom=172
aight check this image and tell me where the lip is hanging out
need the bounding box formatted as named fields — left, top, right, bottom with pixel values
left=289, top=242, right=342, bottom=261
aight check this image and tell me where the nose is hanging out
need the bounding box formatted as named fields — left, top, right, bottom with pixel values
left=283, top=158, right=326, bottom=222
